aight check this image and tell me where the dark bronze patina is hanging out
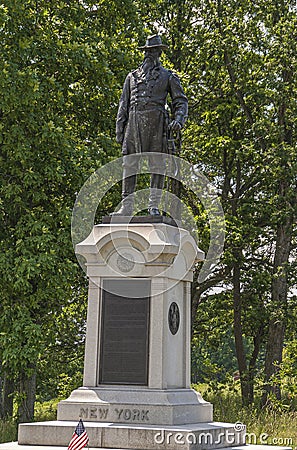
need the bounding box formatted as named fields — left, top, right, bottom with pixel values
left=99, top=279, right=150, bottom=385
left=168, top=302, right=180, bottom=335
left=112, top=35, right=188, bottom=217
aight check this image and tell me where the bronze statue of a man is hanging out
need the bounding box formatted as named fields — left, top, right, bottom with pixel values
left=112, top=34, right=188, bottom=216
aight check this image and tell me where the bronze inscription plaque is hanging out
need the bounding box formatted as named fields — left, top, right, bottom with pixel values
left=99, top=279, right=150, bottom=385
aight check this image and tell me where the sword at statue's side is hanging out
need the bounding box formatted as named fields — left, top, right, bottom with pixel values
left=164, top=124, right=181, bottom=217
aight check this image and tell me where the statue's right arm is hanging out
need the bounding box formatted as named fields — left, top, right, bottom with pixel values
left=116, top=74, right=131, bottom=144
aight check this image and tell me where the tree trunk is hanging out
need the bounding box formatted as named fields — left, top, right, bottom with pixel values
left=233, top=251, right=254, bottom=405
left=231, top=158, right=254, bottom=405
left=18, top=370, right=36, bottom=423
left=0, top=376, right=3, bottom=419
left=3, top=375, right=14, bottom=418
left=247, top=324, right=264, bottom=403
left=262, top=207, right=293, bottom=404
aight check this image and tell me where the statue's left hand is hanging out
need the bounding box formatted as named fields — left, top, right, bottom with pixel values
left=169, top=120, right=182, bottom=132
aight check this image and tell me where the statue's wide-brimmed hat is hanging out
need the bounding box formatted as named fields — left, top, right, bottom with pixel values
left=138, top=34, right=168, bottom=50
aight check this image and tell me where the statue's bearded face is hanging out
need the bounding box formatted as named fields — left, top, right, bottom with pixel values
left=144, top=48, right=162, bottom=61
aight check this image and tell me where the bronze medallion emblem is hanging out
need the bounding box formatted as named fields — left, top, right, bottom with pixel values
left=168, top=302, right=180, bottom=335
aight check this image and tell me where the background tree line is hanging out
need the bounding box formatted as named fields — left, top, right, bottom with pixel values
left=0, top=0, right=296, bottom=422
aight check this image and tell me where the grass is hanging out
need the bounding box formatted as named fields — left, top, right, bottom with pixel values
left=0, top=399, right=58, bottom=444
left=34, top=398, right=59, bottom=422
left=215, top=397, right=297, bottom=447
left=0, top=419, right=17, bottom=444
left=1, top=388, right=297, bottom=447
left=194, top=383, right=297, bottom=448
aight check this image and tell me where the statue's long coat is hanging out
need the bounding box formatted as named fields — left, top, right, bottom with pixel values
left=116, top=64, right=188, bottom=155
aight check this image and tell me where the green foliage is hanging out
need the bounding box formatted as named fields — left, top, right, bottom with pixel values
left=196, top=383, right=297, bottom=447
left=34, top=399, right=59, bottom=422
left=269, top=340, right=297, bottom=408
left=0, top=307, right=43, bottom=375
left=36, top=291, right=87, bottom=401
left=192, top=329, right=238, bottom=384
left=0, top=0, right=296, bottom=418
left=0, top=0, right=144, bottom=418
left=143, top=0, right=297, bottom=404
left=0, top=419, right=17, bottom=444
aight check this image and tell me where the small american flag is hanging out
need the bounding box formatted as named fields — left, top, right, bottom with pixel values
left=68, top=419, right=89, bottom=450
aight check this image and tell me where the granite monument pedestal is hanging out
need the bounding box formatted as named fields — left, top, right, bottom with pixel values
left=4, top=220, right=249, bottom=449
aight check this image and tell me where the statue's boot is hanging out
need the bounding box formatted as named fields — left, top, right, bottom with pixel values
left=148, top=173, right=164, bottom=216
left=110, top=175, right=136, bottom=216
